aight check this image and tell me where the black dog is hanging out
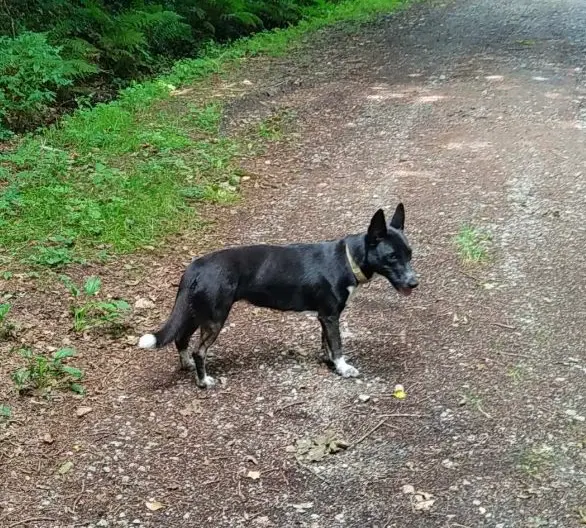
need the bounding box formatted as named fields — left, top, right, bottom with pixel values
left=139, top=204, right=418, bottom=387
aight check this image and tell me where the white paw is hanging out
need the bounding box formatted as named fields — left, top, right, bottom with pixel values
left=197, top=375, right=216, bottom=389
left=334, top=358, right=359, bottom=378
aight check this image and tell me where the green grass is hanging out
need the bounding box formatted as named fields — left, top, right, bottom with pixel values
left=455, top=225, right=491, bottom=263
left=0, top=0, right=407, bottom=266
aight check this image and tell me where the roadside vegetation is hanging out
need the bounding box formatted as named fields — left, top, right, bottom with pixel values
left=0, top=0, right=405, bottom=267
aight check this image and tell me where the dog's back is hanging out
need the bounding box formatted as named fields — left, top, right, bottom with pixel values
left=185, top=241, right=348, bottom=312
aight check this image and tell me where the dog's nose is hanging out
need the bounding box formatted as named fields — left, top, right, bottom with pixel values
left=407, top=279, right=419, bottom=289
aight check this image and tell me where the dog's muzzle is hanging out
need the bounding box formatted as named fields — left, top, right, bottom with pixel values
left=398, top=277, right=418, bottom=297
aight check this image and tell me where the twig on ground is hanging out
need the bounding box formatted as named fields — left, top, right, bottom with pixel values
left=237, top=477, right=245, bottom=501
left=72, top=480, right=86, bottom=512
left=275, top=400, right=305, bottom=413
left=492, top=322, right=517, bottom=330
left=8, top=518, right=56, bottom=528
left=377, top=413, right=428, bottom=418
left=460, top=270, right=482, bottom=282
left=350, top=418, right=389, bottom=448
left=497, top=351, right=533, bottom=359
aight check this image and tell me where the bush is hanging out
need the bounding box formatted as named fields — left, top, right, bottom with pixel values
left=0, top=32, right=96, bottom=136
left=0, top=0, right=325, bottom=135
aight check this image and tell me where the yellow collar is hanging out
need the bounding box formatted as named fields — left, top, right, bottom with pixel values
left=345, top=244, right=369, bottom=284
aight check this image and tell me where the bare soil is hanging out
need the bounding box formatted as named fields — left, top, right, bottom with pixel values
left=1, top=0, right=586, bottom=527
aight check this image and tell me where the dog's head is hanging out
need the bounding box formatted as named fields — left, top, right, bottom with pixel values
left=365, top=205, right=418, bottom=296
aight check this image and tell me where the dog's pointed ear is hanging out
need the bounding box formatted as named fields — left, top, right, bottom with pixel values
left=367, top=209, right=387, bottom=245
left=390, top=203, right=405, bottom=231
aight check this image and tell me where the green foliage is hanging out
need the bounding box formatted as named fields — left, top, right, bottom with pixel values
left=455, top=225, right=491, bottom=263
left=0, top=302, right=16, bottom=339
left=11, top=347, right=85, bottom=395
left=0, top=0, right=406, bottom=264
left=0, top=404, right=11, bottom=421
left=0, top=32, right=96, bottom=135
left=0, top=303, right=10, bottom=323
left=61, top=276, right=130, bottom=332
left=0, top=0, right=333, bottom=136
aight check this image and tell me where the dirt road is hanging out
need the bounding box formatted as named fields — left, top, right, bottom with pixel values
left=1, top=0, right=585, bottom=526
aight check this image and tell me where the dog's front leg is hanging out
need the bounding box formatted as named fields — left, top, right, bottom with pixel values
left=319, top=315, right=359, bottom=378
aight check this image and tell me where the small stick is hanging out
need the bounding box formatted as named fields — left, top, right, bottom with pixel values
left=8, top=518, right=56, bottom=528
left=72, top=480, right=86, bottom=512
left=460, top=270, right=482, bottom=282
left=477, top=405, right=492, bottom=419
left=275, top=400, right=305, bottom=413
left=237, top=477, right=245, bottom=501
left=351, top=418, right=388, bottom=448
left=497, top=351, right=533, bottom=359
left=492, top=322, right=517, bottom=330
left=377, top=413, right=428, bottom=418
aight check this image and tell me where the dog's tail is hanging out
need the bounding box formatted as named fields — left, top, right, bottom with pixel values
left=138, top=288, right=191, bottom=349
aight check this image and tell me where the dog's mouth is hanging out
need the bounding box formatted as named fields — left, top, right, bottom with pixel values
left=398, top=287, right=413, bottom=297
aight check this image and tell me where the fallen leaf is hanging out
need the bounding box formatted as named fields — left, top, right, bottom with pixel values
left=295, top=430, right=348, bottom=462
left=76, top=406, right=93, bottom=418
left=134, top=298, right=155, bottom=310
left=413, top=498, right=435, bottom=511
left=145, top=500, right=164, bottom=511
left=247, top=471, right=261, bottom=480
left=58, top=461, right=74, bottom=475
left=393, top=384, right=406, bottom=400
left=413, top=491, right=435, bottom=511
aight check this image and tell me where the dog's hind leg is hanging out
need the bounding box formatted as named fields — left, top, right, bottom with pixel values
left=319, top=315, right=359, bottom=378
left=319, top=318, right=332, bottom=358
left=193, top=323, right=223, bottom=388
left=175, top=321, right=199, bottom=371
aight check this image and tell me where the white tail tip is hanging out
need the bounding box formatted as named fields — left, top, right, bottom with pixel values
left=138, top=333, right=157, bottom=349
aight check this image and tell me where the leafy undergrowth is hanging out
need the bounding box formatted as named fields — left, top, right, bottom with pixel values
left=0, top=0, right=406, bottom=267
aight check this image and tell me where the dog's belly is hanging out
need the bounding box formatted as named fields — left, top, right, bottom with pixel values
left=242, top=289, right=318, bottom=313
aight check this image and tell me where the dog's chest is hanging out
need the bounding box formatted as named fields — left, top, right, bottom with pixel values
left=347, top=285, right=357, bottom=301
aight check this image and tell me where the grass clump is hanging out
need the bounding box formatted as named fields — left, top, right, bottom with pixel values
left=455, top=225, right=491, bottom=263
left=0, top=404, right=11, bottom=422
left=61, top=276, right=130, bottom=333
left=12, top=347, right=85, bottom=396
left=0, top=302, right=16, bottom=339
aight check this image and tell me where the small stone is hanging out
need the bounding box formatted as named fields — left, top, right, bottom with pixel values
left=97, top=520, right=109, bottom=527
left=441, top=458, right=455, bottom=469
left=358, top=394, right=371, bottom=403
left=42, top=433, right=54, bottom=444
left=76, top=406, right=93, bottom=418
left=335, top=513, right=344, bottom=521
left=402, top=484, right=415, bottom=494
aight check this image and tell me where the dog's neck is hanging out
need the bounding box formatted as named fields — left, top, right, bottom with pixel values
left=344, top=235, right=373, bottom=284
